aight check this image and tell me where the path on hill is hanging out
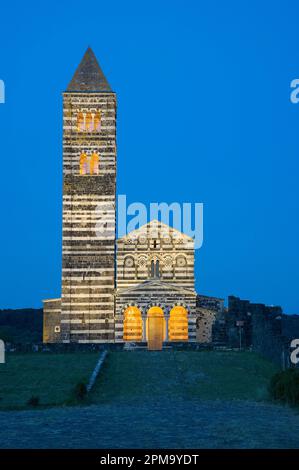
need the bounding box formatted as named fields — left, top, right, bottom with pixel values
left=1, top=350, right=299, bottom=448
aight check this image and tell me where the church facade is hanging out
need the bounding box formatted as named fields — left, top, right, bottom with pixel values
left=43, top=48, right=224, bottom=349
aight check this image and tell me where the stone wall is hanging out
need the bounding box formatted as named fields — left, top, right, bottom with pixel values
left=196, top=295, right=224, bottom=343
left=60, top=92, right=117, bottom=343
left=43, top=299, right=61, bottom=343
left=115, top=280, right=197, bottom=342
left=213, top=295, right=299, bottom=366
left=117, top=221, right=195, bottom=291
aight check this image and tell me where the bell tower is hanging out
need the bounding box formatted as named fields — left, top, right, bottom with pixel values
left=60, top=48, right=116, bottom=342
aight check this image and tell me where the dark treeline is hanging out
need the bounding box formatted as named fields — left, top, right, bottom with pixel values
left=0, top=309, right=43, bottom=343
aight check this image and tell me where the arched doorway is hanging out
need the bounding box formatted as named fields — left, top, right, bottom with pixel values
left=169, top=306, right=188, bottom=341
left=123, top=306, right=143, bottom=342
left=146, top=306, right=165, bottom=350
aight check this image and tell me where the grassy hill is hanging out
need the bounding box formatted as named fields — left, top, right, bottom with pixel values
left=90, top=350, right=278, bottom=403
left=0, top=349, right=279, bottom=410
left=2, top=350, right=299, bottom=449
left=0, top=352, right=99, bottom=409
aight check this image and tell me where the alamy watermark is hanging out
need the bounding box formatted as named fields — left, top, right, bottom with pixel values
left=0, top=340, right=5, bottom=364
left=290, top=339, right=299, bottom=365
left=96, top=195, right=204, bottom=249
left=290, top=79, right=299, bottom=103
left=0, top=80, right=5, bottom=104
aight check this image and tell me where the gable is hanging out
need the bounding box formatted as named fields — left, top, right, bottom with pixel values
left=116, top=279, right=197, bottom=297
left=117, top=219, right=193, bottom=243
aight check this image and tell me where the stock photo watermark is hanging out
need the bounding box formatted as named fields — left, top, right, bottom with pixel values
left=0, top=340, right=5, bottom=364
left=0, top=80, right=5, bottom=104
left=95, top=195, right=204, bottom=249
left=290, top=79, right=299, bottom=103
left=290, top=339, right=299, bottom=365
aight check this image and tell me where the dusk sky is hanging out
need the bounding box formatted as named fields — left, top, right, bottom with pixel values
left=0, top=0, right=299, bottom=312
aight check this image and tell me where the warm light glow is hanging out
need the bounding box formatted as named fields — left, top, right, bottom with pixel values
left=85, top=112, right=93, bottom=132
left=169, top=306, right=188, bottom=341
left=146, top=306, right=165, bottom=350
left=77, top=111, right=101, bottom=132
left=79, top=152, right=100, bottom=175
left=147, top=306, right=164, bottom=318
left=77, top=112, right=84, bottom=132
left=79, top=152, right=88, bottom=175
left=90, top=152, right=99, bottom=175
left=123, top=306, right=143, bottom=341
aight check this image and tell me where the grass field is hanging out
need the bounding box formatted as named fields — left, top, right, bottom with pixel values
left=90, top=350, right=278, bottom=403
left=1, top=350, right=299, bottom=448
left=0, top=350, right=278, bottom=410
left=0, top=352, right=99, bottom=409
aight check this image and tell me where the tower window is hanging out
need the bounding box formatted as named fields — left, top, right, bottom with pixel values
left=79, top=152, right=89, bottom=175
left=90, top=152, right=99, bottom=175
left=77, top=112, right=85, bottom=132
left=76, top=111, right=101, bottom=133
left=79, top=152, right=100, bottom=175
left=85, top=113, right=93, bottom=132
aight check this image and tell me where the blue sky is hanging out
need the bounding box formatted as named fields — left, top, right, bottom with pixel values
left=0, top=0, right=299, bottom=312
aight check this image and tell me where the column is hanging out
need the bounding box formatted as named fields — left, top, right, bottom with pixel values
left=142, top=317, right=147, bottom=342
left=165, top=315, right=169, bottom=342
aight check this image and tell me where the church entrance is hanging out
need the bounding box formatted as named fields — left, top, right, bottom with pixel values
left=146, top=307, right=165, bottom=350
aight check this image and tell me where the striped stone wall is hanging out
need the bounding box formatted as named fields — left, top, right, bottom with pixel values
left=60, top=92, right=117, bottom=343
left=117, top=221, right=195, bottom=291
left=115, top=281, right=197, bottom=342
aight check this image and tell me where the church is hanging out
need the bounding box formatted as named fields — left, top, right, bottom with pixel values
left=43, top=48, right=224, bottom=349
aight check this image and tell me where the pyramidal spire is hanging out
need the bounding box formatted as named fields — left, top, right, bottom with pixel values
left=66, top=47, right=112, bottom=92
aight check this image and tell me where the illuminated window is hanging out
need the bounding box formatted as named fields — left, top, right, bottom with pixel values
left=77, top=110, right=101, bottom=132
left=169, top=306, right=188, bottom=341
left=90, top=152, right=99, bottom=175
left=123, top=306, right=142, bottom=341
left=79, top=152, right=100, bottom=175
left=85, top=113, right=93, bottom=132
left=77, top=112, right=85, bottom=132
left=79, top=152, right=89, bottom=175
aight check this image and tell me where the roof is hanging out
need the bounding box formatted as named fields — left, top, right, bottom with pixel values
left=116, top=279, right=197, bottom=297
left=66, top=47, right=112, bottom=92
